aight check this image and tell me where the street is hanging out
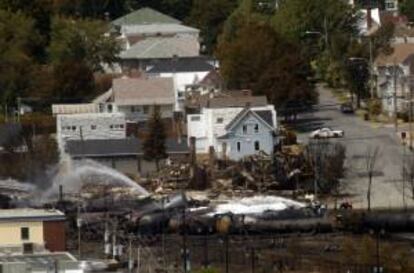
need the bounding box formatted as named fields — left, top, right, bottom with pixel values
left=295, top=84, right=414, bottom=209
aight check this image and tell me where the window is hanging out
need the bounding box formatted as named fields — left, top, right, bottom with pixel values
left=110, top=125, right=114, bottom=129
left=120, top=124, right=124, bottom=129
left=107, top=104, right=113, bottom=113
left=216, top=117, right=224, bottom=124
left=131, top=106, right=136, bottom=112
left=254, top=141, right=260, bottom=151
left=243, top=125, right=248, bottom=134
left=254, top=124, right=259, bottom=133
left=237, top=142, right=241, bottom=152
left=91, top=125, right=96, bottom=130
left=190, top=116, right=201, bottom=122
left=21, top=227, right=29, bottom=240
left=72, top=126, right=76, bottom=131
left=143, top=105, right=149, bottom=114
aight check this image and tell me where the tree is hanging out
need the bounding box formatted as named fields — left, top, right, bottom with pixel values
left=143, top=106, right=167, bottom=171
left=48, top=16, right=120, bottom=71
left=187, top=0, right=239, bottom=53
left=364, top=146, right=380, bottom=211
left=0, top=9, right=37, bottom=106
left=52, top=60, right=96, bottom=101
left=217, top=19, right=315, bottom=108
left=400, top=0, right=414, bottom=22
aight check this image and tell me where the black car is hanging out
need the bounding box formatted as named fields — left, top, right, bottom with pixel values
left=340, top=102, right=354, bottom=114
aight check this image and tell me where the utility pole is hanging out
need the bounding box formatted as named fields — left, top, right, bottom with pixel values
left=16, top=97, right=21, bottom=123
left=136, top=233, right=141, bottom=273
left=369, top=37, right=374, bottom=99
left=394, top=60, right=398, bottom=132
left=323, top=16, right=329, bottom=50
left=128, top=234, right=133, bottom=272
left=112, top=220, right=118, bottom=260
left=409, top=75, right=413, bottom=150
left=182, top=205, right=188, bottom=273
left=77, top=204, right=82, bottom=259
left=251, top=248, right=255, bottom=273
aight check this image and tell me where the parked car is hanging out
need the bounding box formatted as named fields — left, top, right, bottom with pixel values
left=309, top=128, right=345, bottom=139
left=340, top=102, right=354, bottom=114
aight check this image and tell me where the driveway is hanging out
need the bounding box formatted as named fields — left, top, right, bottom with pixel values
left=294, top=84, right=414, bottom=209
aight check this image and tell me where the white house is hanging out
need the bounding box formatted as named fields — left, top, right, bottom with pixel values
left=56, top=112, right=126, bottom=147
left=112, top=77, right=176, bottom=121
left=147, top=57, right=217, bottom=110
left=187, top=97, right=278, bottom=161
left=374, top=43, right=414, bottom=116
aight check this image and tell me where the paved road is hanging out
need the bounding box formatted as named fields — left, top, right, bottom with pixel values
left=294, top=84, right=414, bottom=209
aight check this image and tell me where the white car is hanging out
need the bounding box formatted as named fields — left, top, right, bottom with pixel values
left=309, top=128, right=344, bottom=139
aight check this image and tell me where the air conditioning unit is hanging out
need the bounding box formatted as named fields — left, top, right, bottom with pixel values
left=22, top=243, right=33, bottom=254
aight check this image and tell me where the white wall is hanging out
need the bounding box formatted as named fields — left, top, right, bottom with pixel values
left=187, top=105, right=278, bottom=159
left=117, top=104, right=174, bottom=122
left=57, top=113, right=126, bottom=147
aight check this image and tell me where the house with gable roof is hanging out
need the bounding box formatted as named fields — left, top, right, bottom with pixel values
left=187, top=94, right=278, bottom=161
left=374, top=43, right=414, bottom=116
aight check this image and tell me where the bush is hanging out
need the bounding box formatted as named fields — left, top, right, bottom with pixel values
left=368, top=99, right=382, bottom=116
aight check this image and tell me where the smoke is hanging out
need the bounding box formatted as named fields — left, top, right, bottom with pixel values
left=43, top=154, right=149, bottom=199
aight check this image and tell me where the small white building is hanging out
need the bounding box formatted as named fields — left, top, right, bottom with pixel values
left=187, top=97, right=278, bottom=161
left=56, top=112, right=126, bottom=147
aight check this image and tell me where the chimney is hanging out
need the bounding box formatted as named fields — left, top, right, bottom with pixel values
left=367, top=0, right=372, bottom=30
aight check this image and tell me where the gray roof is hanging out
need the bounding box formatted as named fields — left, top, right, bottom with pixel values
left=207, top=96, right=268, bottom=108
left=254, top=110, right=274, bottom=127
left=147, top=57, right=215, bottom=73
left=225, top=108, right=274, bottom=131
left=121, top=24, right=199, bottom=36
left=0, top=253, right=77, bottom=270
left=0, top=209, right=65, bottom=222
left=112, top=7, right=181, bottom=26
left=119, top=37, right=199, bottom=59
left=65, top=137, right=189, bottom=158
left=113, top=77, right=175, bottom=106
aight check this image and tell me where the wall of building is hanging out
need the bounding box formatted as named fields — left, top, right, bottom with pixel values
left=43, top=221, right=66, bottom=252
left=187, top=105, right=277, bottom=160
left=57, top=113, right=126, bottom=146
left=0, top=221, right=43, bottom=247
left=224, top=115, right=275, bottom=161
left=118, top=104, right=174, bottom=122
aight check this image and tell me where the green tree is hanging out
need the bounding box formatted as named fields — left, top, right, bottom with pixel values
left=217, top=20, right=315, bottom=107
left=52, top=60, right=95, bottom=101
left=48, top=16, right=120, bottom=71
left=187, top=0, right=239, bottom=53
left=143, top=106, right=167, bottom=171
left=400, top=0, right=414, bottom=22
left=0, top=9, right=37, bottom=106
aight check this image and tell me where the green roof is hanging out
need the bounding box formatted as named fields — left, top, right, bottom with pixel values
left=112, top=7, right=181, bottom=26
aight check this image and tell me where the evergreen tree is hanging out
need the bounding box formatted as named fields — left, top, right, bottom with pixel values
left=143, top=106, right=167, bottom=170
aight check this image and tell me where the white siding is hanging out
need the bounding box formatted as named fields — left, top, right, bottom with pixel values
left=118, top=104, right=174, bottom=122
left=57, top=113, right=126, bottom=147
left=187, top=105, right=278, bottom=160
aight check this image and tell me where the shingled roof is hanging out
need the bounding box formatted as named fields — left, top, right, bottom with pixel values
left=66, top=138, right=189, bottom=158
left=147, top=57, right=215, bottom=73
left=120, top=36, right=199, bottom=59
left=112, top=7, right=181, bottom=26
left=375, top=43, right=414, bottom=66
left=113, top=77, right=175, bottom=106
